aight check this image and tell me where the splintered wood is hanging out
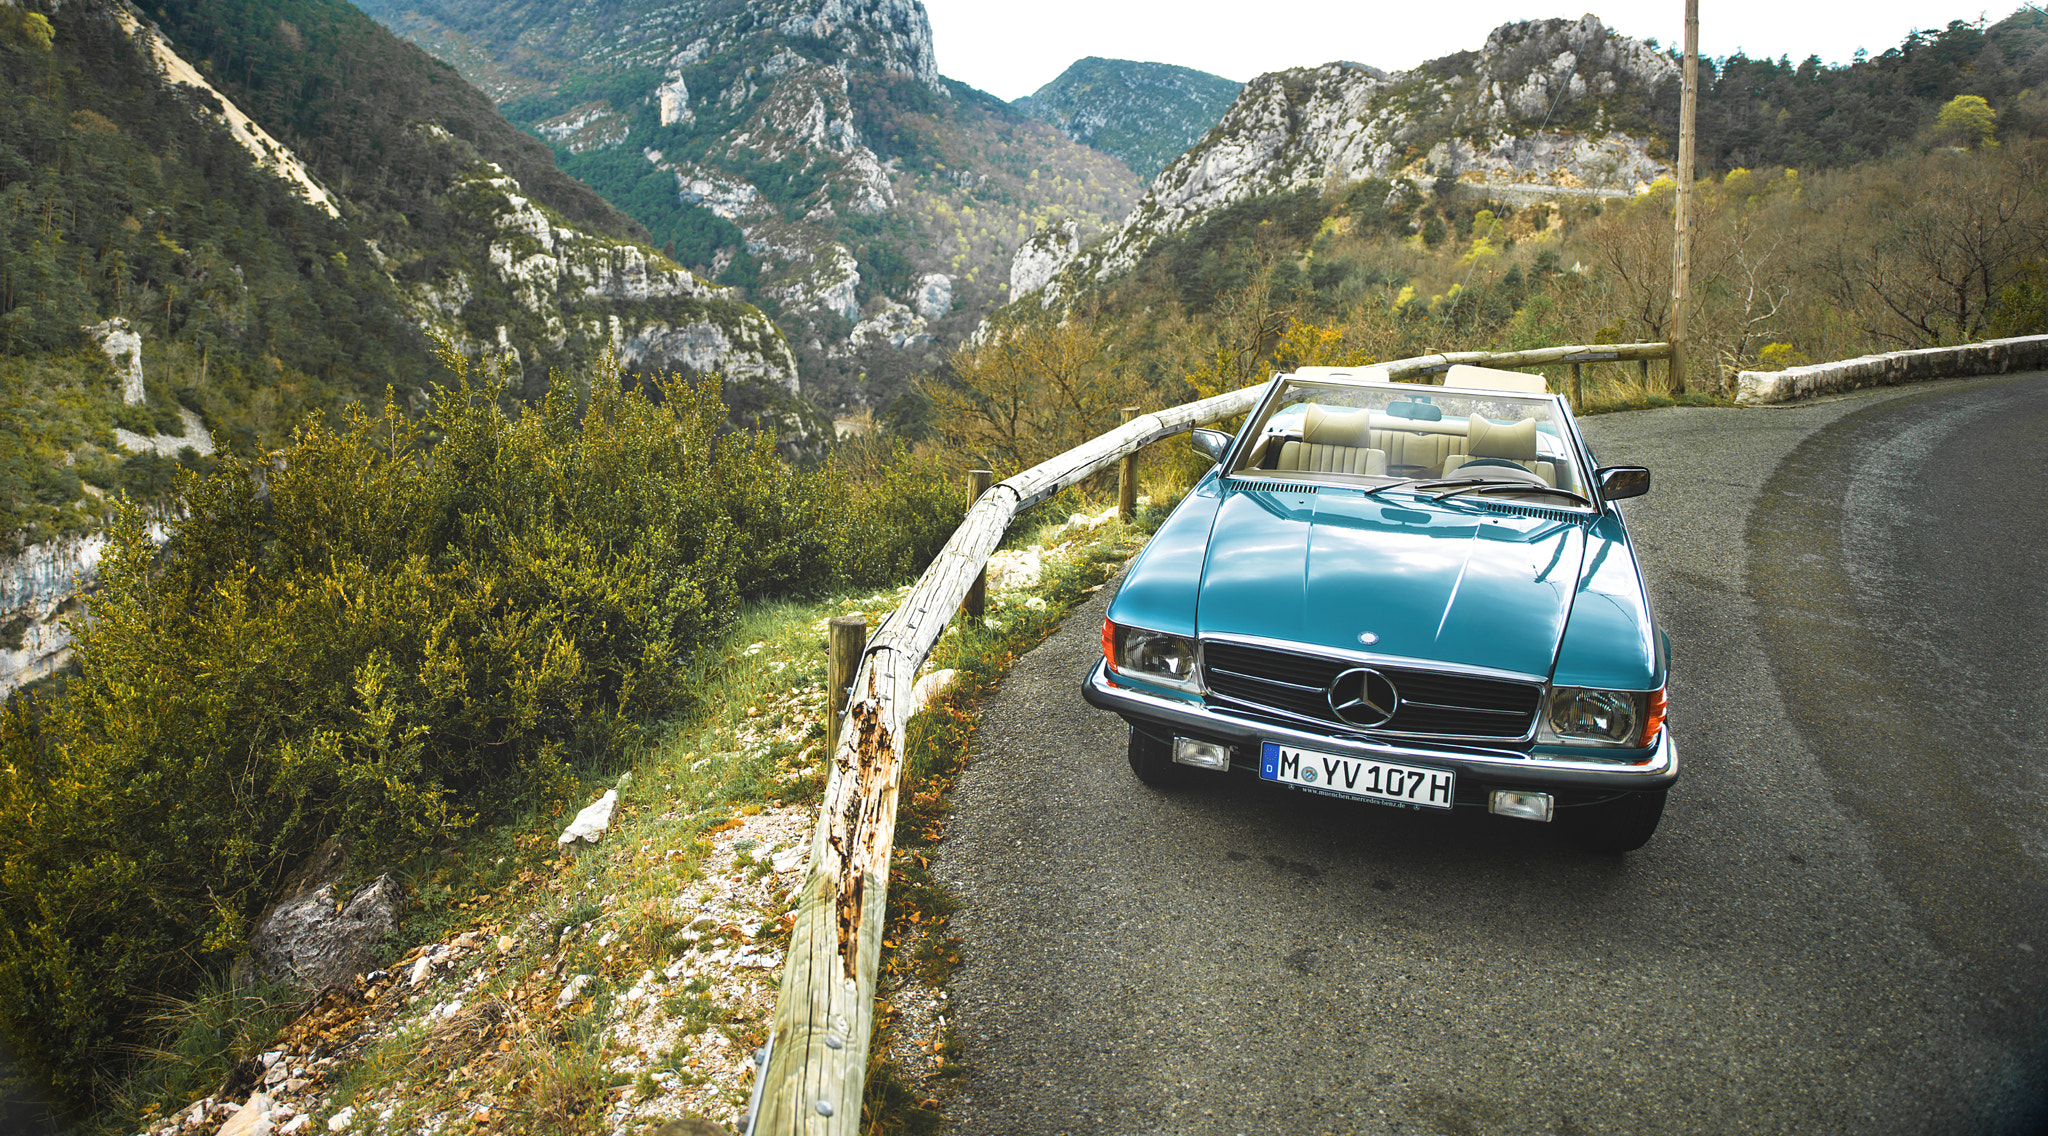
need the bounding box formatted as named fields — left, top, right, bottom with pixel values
left=829, top=675, right=897, bottom=980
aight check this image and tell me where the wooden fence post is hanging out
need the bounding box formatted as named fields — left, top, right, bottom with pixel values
left=964, top=469, right=992, bottom=621
left=1570, top=362, right=1583, bottom=407
left=1117, top=406, right=1141, bottom=522
left=826, top=616, right=865, bottom=758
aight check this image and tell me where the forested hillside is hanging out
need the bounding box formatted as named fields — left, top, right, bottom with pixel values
left=1671, top=12, right=2048, bottom=172
left=1014, top=57, right=1244, bottom=182
left=0, top=0, right=799, bottom=557
left=0, top=0, right=426, bottom=553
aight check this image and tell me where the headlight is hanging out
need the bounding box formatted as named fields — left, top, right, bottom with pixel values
left=1102, top=619, right=1205, bottom=694
left=1539, top=684, right=1666, bottom=748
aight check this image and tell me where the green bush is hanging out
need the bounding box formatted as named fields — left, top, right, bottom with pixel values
left=0, top=350, right=961, bottom=1113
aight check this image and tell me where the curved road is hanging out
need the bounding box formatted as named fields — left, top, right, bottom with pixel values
left=934, top=373, right=2048, bottom=1136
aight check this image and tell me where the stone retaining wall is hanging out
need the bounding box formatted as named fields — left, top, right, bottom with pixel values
left=1734, top=335, right=2048, bottom=405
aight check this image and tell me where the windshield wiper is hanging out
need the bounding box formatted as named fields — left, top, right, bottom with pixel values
left=1364, top=476, right=1482, bottom=497
left=1430, top=481, right=1593, bottom=506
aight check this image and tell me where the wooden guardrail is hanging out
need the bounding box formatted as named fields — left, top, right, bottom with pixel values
left=745, top=339, right=1674, bottom=1133
left=1367, top=342, right=1672, bottom=405
left=746, top=382, right=1267, bottom=1134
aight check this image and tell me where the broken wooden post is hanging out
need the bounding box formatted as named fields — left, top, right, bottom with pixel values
left=963, top=469, right=992, bottom=620
left=1117, top=405, right=1141, bottom=522
left=826, top=616, right=865, bottom=758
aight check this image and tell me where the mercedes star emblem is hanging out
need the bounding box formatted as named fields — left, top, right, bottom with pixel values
left=1328, top=667, right=1400, bottom=728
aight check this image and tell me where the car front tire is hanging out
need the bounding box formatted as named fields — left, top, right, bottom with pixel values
left=1560, top=789, right=1666, bottom=853
left=1127, top=726, right=1190, bottom=788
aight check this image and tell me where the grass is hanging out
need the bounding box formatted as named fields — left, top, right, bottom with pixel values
left=1542, top=360, right=1739, bottom=415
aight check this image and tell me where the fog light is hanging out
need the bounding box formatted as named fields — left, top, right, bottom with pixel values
left=1173, top=738, right=1231, bottom=771
left=1490, top=789, right=1554, bottom=822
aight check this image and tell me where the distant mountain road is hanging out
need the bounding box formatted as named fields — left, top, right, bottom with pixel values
left=934, top=373, right=2048, bottom=1136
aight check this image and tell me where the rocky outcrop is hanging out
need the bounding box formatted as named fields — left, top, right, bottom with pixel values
left=84, top=318, right=145, bottom=405
left=534, top=102, right=631, bottom=153
left=403, top=144, right=800, bottom=393
left=242, top=873, right=403, bottom=995
left=0, top=537, right=103, bottom=694
left=848, top=299, right=931, bottom=350
left=912, top=273, right=952, bottom=320
left=768, top=244, right=862, bottom=327
left=1009, top=219, right=1080, bottom=301
left=1038, top=16, right=1675, bottom=294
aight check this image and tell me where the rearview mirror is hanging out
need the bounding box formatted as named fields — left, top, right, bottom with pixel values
left=1189, top=428, right=1230, bottom=463
left=1597, top=466, right=1651, bottom=500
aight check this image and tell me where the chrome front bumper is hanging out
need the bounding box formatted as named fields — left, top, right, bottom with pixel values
left=1083, top=658, right=1679, bottom=793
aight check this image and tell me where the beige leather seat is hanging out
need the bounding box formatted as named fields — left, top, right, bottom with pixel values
left=1442, top=416, right=1557, bottom=486
left=1275, top=404, right=1387, bottom=476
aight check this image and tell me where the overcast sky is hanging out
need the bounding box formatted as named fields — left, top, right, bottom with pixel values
left=920, top=1, right=2033, bottom=102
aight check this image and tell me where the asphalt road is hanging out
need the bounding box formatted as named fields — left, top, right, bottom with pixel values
left=933, top=373, right=2048, bottom=1136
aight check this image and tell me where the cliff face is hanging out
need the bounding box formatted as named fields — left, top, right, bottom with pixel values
left=1013, top=57, right=1243, bottom=182
left=1022, top=16, right=1676, bottom=305
left=0, top=538, right=102, bottom=693
left=358, top=0, right=1144, bottom=411
left=403, top=143, right=797, bottom=392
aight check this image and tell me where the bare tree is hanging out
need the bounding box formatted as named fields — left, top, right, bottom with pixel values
left=1828, top=145, right=2048, bottom=347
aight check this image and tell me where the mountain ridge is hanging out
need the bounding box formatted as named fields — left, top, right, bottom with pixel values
left=1021, top=16, right=1675, bottom=308
left=1013, top=57, right=1243, bottom=182
left=357, top=0, right=1146, bottom=412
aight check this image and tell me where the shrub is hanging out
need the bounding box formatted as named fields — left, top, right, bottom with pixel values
left=0, top=349, right=961, bottom=1112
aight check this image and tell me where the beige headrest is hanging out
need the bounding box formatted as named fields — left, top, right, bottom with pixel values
left=1467, top=416, right=1538, bottom=460
left=1302, top=404, right=1373, bottom=446
left=1444, top=364, right=1547, bottom=393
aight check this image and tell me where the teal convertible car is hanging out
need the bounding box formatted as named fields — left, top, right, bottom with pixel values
left=1082, top=364, right=1676, bottom=852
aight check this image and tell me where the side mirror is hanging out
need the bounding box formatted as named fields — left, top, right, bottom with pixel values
left=1189, top=428, right=1230, bottom=463
left=1597, top=465, right=1651, bottom=500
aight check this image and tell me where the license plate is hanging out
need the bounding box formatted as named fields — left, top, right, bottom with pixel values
left=1260, top=742, right=1455, bottom=809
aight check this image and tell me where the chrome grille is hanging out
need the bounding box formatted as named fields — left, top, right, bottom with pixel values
left=1202, top=640, right=1541, bottom=739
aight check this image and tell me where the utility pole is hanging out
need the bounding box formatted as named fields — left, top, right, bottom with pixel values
left=1668, top=0, right=1699, bottom=395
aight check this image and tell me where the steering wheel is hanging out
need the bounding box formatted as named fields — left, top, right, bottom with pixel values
left=1456, top=458, right=1546, bottom=483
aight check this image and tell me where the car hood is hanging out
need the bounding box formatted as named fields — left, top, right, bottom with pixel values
left=1195, top=486, right=1587, bottom=677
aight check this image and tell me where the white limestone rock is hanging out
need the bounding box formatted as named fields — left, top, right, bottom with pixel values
left=656, top=73, right=694, bottom=126
left=768, top=245, right=861, bottom=325
left=984, top=547, right=1044, bottom=592
left=558, top=789, right=618, bottom=845
left=1071, top=16, right=1675, bottom=290
left=84, top=318, right=145, bottom=405
left=217, top=1093, right=274, bottom=1136
left=1009, top=219, right=1080, bottom=301
left=912, top=273, right=953, bottom=321
left=910, top=668, right=956, bottom=716
left=0, top=536, right=106, bottom=694
left=533, top=102, right=631, bottom=153
left=849, top=299, right=930, bottom=351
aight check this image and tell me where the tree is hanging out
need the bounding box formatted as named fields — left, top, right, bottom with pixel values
left=925, top=311, right=1144, bottom=473
left=1935, top=95, right=1998, bottom=149
left=1824, top=144, right=2048, bottom=346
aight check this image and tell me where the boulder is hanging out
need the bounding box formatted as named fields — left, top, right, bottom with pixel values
left=241, top=869, right=401, bottom=996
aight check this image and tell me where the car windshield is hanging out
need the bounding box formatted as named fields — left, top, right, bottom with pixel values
left=1226, top=378, right=1589, bottom=501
